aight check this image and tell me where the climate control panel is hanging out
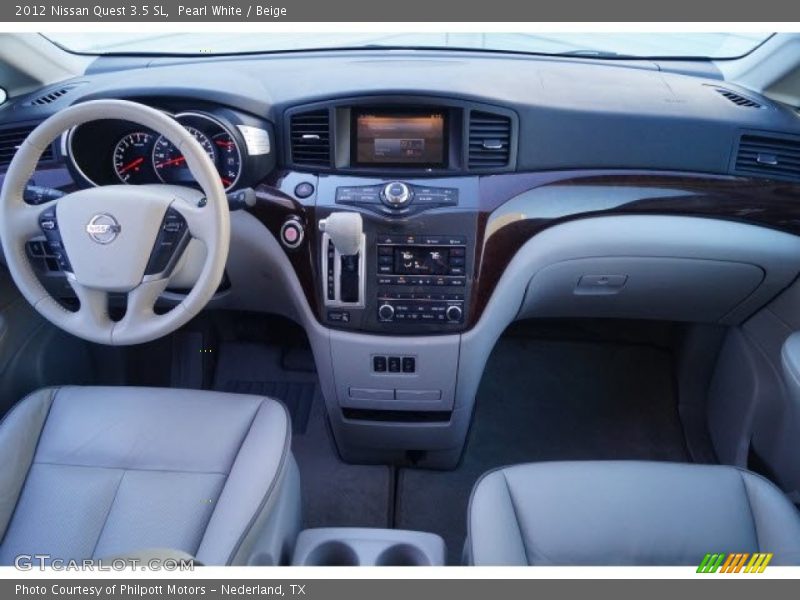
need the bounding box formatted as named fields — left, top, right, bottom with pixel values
left=375, top=234, right=467, bottom=326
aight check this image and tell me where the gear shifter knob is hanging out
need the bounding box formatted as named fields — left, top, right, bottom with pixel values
left=319, top=212, right=363, bottom=256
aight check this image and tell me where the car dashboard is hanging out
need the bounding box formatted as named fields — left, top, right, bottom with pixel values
left=4, top=48, right=800, bottom=467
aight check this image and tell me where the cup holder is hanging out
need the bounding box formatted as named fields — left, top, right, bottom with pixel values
left=375, top=543, right=431, bottom=566
left=292, top=528, right=445, bottom=566
left=305, top=540, right=360, bottom=566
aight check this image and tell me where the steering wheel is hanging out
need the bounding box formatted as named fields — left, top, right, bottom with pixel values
left=0, top=100, right=230, bottom=345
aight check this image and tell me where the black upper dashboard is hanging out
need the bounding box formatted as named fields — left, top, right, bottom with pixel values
left=3, top=48, right=800, bottom=338
left=2, top=48, right=800, bottom=181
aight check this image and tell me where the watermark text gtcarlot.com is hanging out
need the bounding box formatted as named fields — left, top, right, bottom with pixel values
left=13, top=554, right=195, bottom=571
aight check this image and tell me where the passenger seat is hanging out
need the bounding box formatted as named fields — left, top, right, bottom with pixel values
left=466, top=461, right=800, bottom=565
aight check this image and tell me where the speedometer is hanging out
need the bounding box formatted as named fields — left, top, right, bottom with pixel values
left=113, top=132, right=155, bottom=184
left=152, top=126, right=216, bottom=185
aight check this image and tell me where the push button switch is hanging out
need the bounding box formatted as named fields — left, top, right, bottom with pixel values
left=144, top=208, right=189, bottom=276
left=280, top=217, right=304, bottom=249
left=402, top=357, right=416, bottom=373
left=294, top=182, right=315, bottom=199
left=37, top=207, right=72, bottom=272
left=388, top=356, right=401, bottom=373
left=373, top=356, right=387, bottom=372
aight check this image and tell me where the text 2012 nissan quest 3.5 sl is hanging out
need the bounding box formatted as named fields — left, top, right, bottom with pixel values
left=1, top=32, right=800, bottom=567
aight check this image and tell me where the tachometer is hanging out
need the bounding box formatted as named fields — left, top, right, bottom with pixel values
left=152, top=126, right=216, bottom=185
left=212, top=132, right=242, bottom=190
left=113, top=132, right=155, bottom=184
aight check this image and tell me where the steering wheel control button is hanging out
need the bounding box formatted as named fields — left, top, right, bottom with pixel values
left=144, top=208, right=190, bottom=276
left=163, top=214, right=184, bottom=234
left=86, top=213, right=122, bottom=245
left=38, top=209, right=57, bottom=231
left=294, top=182, right=315, bottom=199
left=37, top=208, right=72, bottom=272
left=381, top=181, right=413, bottom=208
left=280, top=218, right=305, bottom=249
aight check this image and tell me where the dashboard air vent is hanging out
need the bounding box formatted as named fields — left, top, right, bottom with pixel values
left=715, top=88, right=763, bottom=109
left=468, top=111, right=511, bottom=169
left=290, top=109, right=331, bottom=167
left=23, top=83, right=83, bottom=107
left=734, top=134, right=800, bottom=182
left=0, top=124, right=53, bottom=168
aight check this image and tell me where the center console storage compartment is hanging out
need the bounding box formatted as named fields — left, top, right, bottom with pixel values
left=291, top=528, right=446, bottom=566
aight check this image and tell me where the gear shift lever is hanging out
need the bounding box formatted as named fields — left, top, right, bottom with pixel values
left=319, top=212, right=363, bottom=256
left=319, top=212, right=364, bottom=304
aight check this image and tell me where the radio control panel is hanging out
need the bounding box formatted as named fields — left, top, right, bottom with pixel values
left=336, top=182, right=458, bottom=216
left=375, top=234, right=467, bottom=326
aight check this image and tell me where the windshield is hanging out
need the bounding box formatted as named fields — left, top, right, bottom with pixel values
left=44, top=32, right=771, bottom=59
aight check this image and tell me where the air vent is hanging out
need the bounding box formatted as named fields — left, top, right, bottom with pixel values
left=468, top=111, right=511, bottom=169
left=734, top=134, right=800, bottom=182
left=0, top=124, right=54, bottom=168
left=24, top=83, right=82, bottom=107
left=715, top=88, right=763, bottom=109
left=290, top=109, right=331, bottom=167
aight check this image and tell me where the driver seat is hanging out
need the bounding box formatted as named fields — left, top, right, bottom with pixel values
left=0, top=386, right=300, bottom=565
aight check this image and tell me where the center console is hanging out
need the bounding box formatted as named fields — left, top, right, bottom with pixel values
left=264, top=96, right=517, bottom=468
left=316, top=176, right=479, bottom=335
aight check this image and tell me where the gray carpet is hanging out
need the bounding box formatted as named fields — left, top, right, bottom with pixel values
left=213, top=342, right=393, bottom=530
left=396, top=337, right=689, bottom=564
left=213, top=342, right=316, bottom=433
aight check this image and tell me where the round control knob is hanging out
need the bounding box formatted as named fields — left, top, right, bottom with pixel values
left=446, top=305, right=463, bottom=323
left=381, top=182, right=412, bottom=208
left=378, top=304, right=395, bottom=321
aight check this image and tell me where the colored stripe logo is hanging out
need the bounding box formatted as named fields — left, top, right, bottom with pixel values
left=697, top=552, right=773, bottom=573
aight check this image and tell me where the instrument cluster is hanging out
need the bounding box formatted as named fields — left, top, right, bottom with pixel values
left=66, top=109, right=274, bottom=192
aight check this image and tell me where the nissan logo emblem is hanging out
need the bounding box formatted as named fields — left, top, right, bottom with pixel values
left=86, top=213, right=121, bottom=244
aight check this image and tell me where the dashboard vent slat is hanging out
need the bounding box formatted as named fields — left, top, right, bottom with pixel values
left=468, top=111, right=511, bottom=169
left=0, top=124, right=54, bottom=168
left=290, top=109, right=331, bottom=167
left=715, top=88, right=763, bottom=109
left=23, top=83, right=83, bottom=107
left=734, top=134, right=800, bottom=182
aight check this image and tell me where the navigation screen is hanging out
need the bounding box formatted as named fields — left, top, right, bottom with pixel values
left=354, top=110, right=446, bottom=166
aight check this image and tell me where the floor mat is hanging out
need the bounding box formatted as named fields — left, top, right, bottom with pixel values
left=220, top=379, right=316, bottom=435
left=396, top=337, right=689, bottom=564
left=213, top=341, right=393, bottom=530
left=293, top=392, right=393, bottom=530
left=213, top=342, right=316, bottom=434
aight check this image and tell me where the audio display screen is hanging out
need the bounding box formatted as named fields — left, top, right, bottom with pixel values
left=353, top=109, right=446, bottom=167
left=394, top=247, right=450, bottom=275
